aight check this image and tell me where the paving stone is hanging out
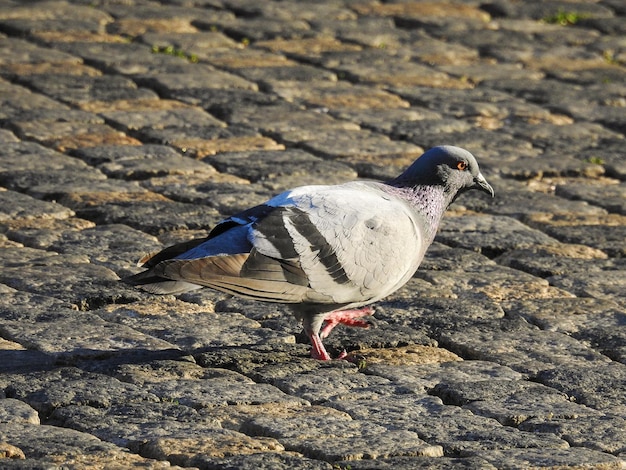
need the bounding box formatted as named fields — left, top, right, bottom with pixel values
left=0, top=217, right=95, bottom=252
left=213, top=17, right=312, bottom=42
left=220, top=0, right=356, bottom=23
left=0, top=37, right=81, bottom=66
left=1, top=93, right=102, bottom=127
left=100, top=103, right=225, bottom=132
left=537, top=363, right=626, bottom=413
left=0, top=141, right=88, bottom=172
left=49, top=223, right=163, bottom=273
left=419, top=241, right=498, bottom=273
left=332, top=107, right=443, bottom=135
left=433, top=379, right=600, bottom=426
left=314, top=17, right=408, bottom=49
left=341, top=344, right=461, bottom=370
left=0, top=128, right=19, bottom=142
left=132, top=124, right=273, bottom=157
left=96, top=298, right=295, bottom=352
left=17, top=74, right=158, bottom=106
left=139, top=31, right=239, bottom=53
left=0, top=0, right=112, bottom=23
left=508, top=121, right=621, bottom=151
left=144, top=379, right=307, bottom=410
left=483, top=187, right=607, bottom=220
left=72, top=144, right=216, bottom=180
left=137, top=433, right=293, bottom=469
left=101, top=3, right=234, bottom=23
left=416, top=263, right=568, bottom=303
left=491, top=152, right=606, bottom=180
left=137, top=67, right=258, bottom=93
left=136, top=135, right=284, bottom=162
left=232, top=64, right=338, bottom=89
left=255, top=36, right=362, bottom=60
left=202, top=148, right=357, bottom=185
left=43, top=179, right=151, bottom=211
left=0, top=190, right=74, bottom=223
left=196, top=343, right=323, bottom=377
left=503, top=296, right=624, bottom=340
left=519, top=413, right=626, bottom=455
left=365, top=360, right=523, bottom=395
left=525, top=213, right=626, bottom=257
left=71, top=196, right=223, bottom=236
left=378, top=289, right=506, bottom=340
left=2, top=367, right=161, bottom=419
left=0, top=398, right=40, bottom=425
left=141, top=176, right=270, bottom=215
left=0, top=422, right=176, bottom=469
left=335, top=58, right=456, bottom=88
left=52, top=401, right=291, bottom=450
left=307, top=317, right=436, bottom=362
left=479, top=447, right=623, bottom=469
left=0, top=17, right=110, bottom=41
left=332, top=456, right=496, bottom=470
left=198, top=46, right=297, bottom=70
left=391, top=118, right=473, bottom=141
left=268, top=367, right=395, bottom=404
left=272, top=81, right=410, bottom=111
left=0, top=246, right=134, bottom=311
left=413, top=407, right=569, bottom=457
left=440, top=62, right=545, bottom=84
left=436, top=213, right=560, bottom=257
left=243, top=405, right=442, bottom=461
left=353, top=2, right=491, bottom=33
left=296, top=128, right=423, bottom=167
left=57, top=40, right=194, bottom=75
left=439, top=319, right=611, bottom=377
left=0, top=167, right=108, bottom=198
left=390, top=84, right=522, bottom=117
left=1, top=61, right=103, bottom=80
left=556, top=181, right=626, bottom=215
left=0, top=290, right=173, bottom=358
left=189, top=451, right=334, bottom=470
left=223, top=101, right=360, bottom=135
left=327, top=392, right=445, bottom=426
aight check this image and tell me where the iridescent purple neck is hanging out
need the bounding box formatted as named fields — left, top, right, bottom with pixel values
left=382, top=184, right=450, bottom=243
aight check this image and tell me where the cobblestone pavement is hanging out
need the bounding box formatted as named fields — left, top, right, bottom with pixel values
left=0, top=0, right=625, bottom=468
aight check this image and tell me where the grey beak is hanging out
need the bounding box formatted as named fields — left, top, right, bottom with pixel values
left=474, top=172, right=494, bottom=198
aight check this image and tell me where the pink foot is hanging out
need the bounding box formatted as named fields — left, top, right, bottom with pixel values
left=319, top=306, right=374, bottom=340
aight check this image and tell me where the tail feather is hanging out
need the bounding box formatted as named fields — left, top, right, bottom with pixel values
left=124, top=250, right=319, bottom=303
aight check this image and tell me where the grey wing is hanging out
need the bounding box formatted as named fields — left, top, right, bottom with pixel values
left=127, top=202, right=331, bottom=303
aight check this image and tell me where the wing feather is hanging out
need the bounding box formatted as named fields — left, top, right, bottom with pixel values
left=149, top=251, right=315, bottom=303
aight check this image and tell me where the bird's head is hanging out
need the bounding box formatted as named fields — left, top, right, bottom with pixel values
left=392, top=145, right=494, bottom=200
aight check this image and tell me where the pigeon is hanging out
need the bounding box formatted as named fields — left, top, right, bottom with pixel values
left=125, top=145, right=494, bottom=360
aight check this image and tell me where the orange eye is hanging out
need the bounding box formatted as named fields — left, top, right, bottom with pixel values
left=457, top=161, right=468, bottom=171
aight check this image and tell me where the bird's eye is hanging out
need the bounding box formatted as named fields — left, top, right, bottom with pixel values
left=457, top=161, right=468, bottom=171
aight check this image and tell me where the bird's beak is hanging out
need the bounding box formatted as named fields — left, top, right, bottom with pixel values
left=474, top=173, right=494, bottom=198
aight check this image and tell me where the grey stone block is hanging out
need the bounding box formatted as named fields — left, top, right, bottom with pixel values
left=73, top=144, right=216, bottom=180
left=537, top=363, right=626, bottom=413
left=18, top=74, right=158, bottom=105
left=556, top=181, right=626, bottom=215
left=203, top=149, right=357, bottom=184
left=0, top=190, right=72, bottom=223
left=0, top=398, right=40, bottom=425
left=437, top=214, right=560, bottom=256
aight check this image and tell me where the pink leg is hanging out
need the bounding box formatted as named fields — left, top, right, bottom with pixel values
left=319, top=306, right=374, bottom=340
left=308, top=331, right=332, bottom=361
